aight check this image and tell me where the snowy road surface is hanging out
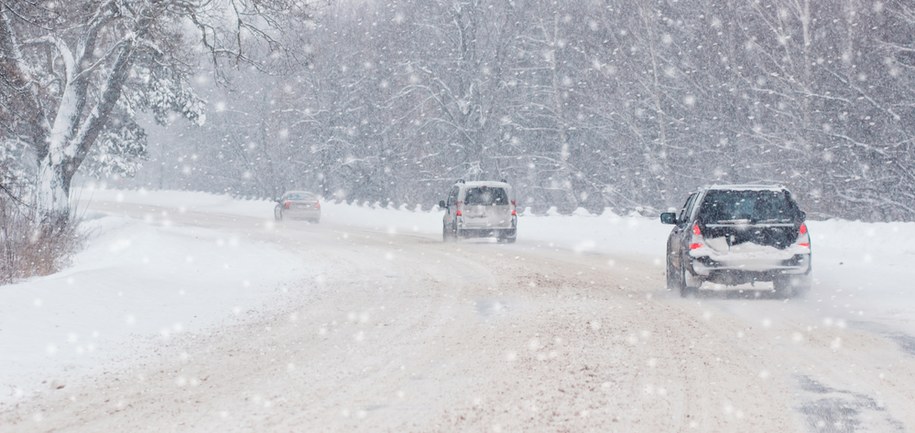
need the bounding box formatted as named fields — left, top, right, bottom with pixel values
left=2, top=192, right=915, bottom=432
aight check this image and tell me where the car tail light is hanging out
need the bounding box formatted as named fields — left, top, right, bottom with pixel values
left=455, top=200, right=463, bottom=217
left=284, top=201, right=291, bottom=209
left=689, top=222, right=703, bottom=250
left=456, top=209, right=463, bottom=216
left=315, top=201, right=321, bottom=209
left=796, top=223, right=810, bottom=248
left=511, top=209, right=517, bottom=216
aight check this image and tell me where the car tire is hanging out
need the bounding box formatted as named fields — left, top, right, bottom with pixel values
left=498, top=229, right=516, bottom=244
left=666, top=252, right=678, bottom=291
left=445, top=222, right=458, bottom=242
left=773, top=276, right=793, bottom=298
left=793, top=274, right=812, bottom=297
left=676, top=253, right=700, bottom=297
left=680, top=267, right=699, bottom=297
left=774, top=274, right=811, bottom=298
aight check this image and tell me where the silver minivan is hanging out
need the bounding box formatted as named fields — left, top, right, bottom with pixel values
left=439, top=180, right=517, bottom=243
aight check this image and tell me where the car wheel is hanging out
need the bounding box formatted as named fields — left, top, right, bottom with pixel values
left=793, top=274, right=812, bottom=297
left=446, top=223, right=459, bottom=242
left=774, top=274, right=811, bottom=298
left=666, top=252, right=678, bottom=291
left=677, top=254, right=700, bottom=297
left=453, top=223, right=468, bottom=241
left=498, top=230, right=516, bottom=244
left=503, top=231, right=517, bottom=243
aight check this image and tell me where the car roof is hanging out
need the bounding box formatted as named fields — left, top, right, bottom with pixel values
left=702, top=184, right=788, bottom=192
left=283, top=190, right=317, bottom=197
left=457, top=180, right=511, bottom=189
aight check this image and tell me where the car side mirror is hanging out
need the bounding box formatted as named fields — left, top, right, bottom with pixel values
left=439, top=200, right=447, bottom=209
left=660, top=212, right=678, bottom=225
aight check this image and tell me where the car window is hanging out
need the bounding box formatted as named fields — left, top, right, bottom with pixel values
left=285, top=192, right=315, bottom=201
left=464, top=187, right=508, bottom=206
left=679, top=193, right=697, bottom=224
left=698, top=190, right=800, bottom=223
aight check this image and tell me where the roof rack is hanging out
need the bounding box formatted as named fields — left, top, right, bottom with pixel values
left=703, top=183, right=787, bottom=191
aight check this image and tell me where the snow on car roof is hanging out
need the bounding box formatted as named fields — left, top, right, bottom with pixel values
left=458, top=180, right=511, bottom=188
left=703, top=184, right=788, bottom=192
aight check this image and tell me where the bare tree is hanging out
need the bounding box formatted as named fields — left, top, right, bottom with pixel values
left=0, top=0, right=310, bottom=231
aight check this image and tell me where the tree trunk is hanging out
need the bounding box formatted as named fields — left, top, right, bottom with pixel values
left=35, top=154, right=71, bottom=230
left=547, top=15, right=579, bottom=212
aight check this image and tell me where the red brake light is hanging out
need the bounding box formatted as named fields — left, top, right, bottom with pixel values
left=456, top=210, right=462, bottom=217
left=796, top=223, right=810, bottom=248
left=511, top=209, right=517, bottom=216
left=315, top=201, right=321, bottom=209
left=284, top=201, right=291, bottom=209
left=690, top=223, right=703, bottom=250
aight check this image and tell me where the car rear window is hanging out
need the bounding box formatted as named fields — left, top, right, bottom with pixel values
left=698, top=190, right=800, bottom=223
left=286, top=193, right=316, bottom=201
left=464, top=187, right=509, bottom=206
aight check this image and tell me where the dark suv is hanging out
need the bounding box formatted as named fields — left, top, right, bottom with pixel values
left=660, top=185, right=811, bottom=297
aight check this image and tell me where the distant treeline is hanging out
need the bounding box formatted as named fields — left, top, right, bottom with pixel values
left=130, top=0, right=915, bottom=221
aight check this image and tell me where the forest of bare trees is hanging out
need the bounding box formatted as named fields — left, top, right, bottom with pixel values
left=6, top=0, right=915, bottom=226
left=122, top=0, right=915, bottom=221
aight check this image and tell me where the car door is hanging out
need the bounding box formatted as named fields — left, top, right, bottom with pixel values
left=669, top=192, right=699, bottom=268
left=444, top=186, right=459, bottom=226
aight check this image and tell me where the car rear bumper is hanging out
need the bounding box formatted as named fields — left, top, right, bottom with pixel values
left=689, top=253, right=811, bottom=284
left=458, top=215, right=517, bottom=233
left=283, top=209, right=321, bottom=220
left=459, top=228, right=516, bottom=238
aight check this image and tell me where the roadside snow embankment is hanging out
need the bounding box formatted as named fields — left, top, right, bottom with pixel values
left=806, top=220, right=915, bottom=322
left=0, top=205, right=309, bottom=403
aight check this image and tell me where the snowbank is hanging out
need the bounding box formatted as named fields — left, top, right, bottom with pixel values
left=0, top=200, right=311, bottom=402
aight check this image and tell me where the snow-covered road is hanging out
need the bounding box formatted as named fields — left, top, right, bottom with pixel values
left=2, top=191, right=915, bottom=432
